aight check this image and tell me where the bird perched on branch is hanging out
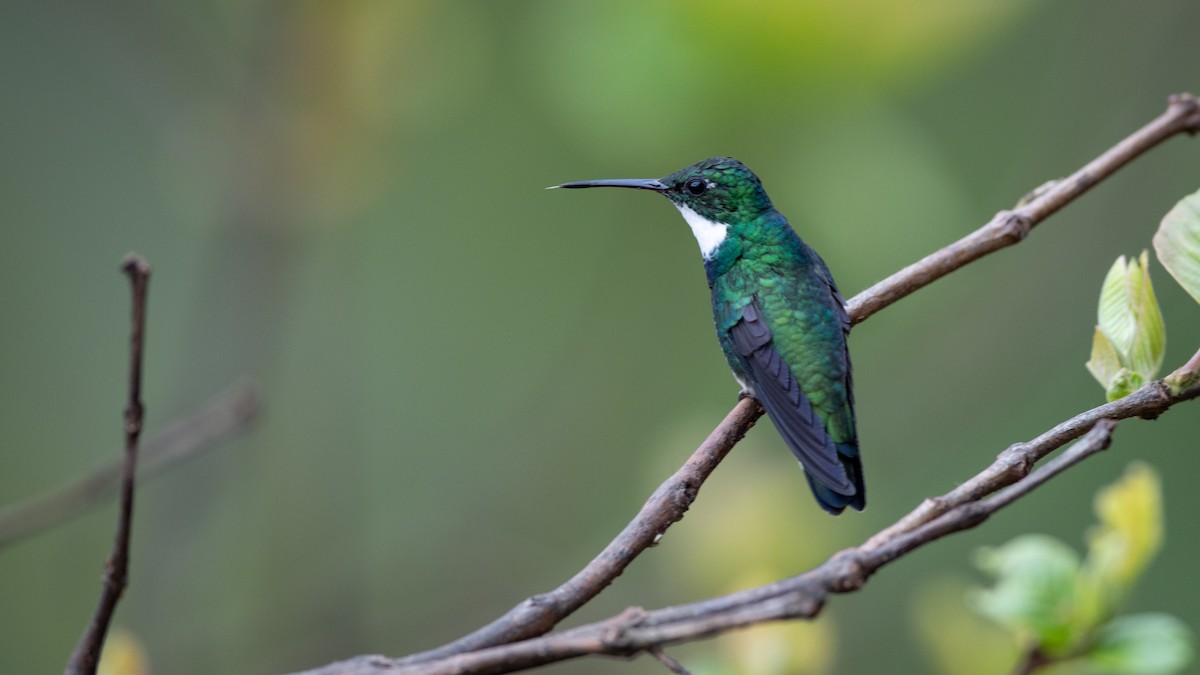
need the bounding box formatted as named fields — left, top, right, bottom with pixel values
left=553, top=157, right=863, bottom=514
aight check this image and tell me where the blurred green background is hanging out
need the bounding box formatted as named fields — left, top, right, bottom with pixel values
left=2, top=1, right=1198, bottom=673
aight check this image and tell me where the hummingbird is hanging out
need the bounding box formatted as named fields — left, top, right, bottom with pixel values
left=553, top=157, right=863, bottom=514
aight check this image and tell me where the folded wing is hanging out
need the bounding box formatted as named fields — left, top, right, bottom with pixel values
left=727, top=301, right=855, bottom=496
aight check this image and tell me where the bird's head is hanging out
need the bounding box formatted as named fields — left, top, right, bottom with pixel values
left=552, top=157, right=777, bottom=259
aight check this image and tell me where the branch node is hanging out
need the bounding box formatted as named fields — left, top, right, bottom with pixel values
left=515, top=593, right=559, bottom=633
left=123, top=402, right=144, bottom=435
left=674, top=478, right=701, bottom=509
left=1016, top=179, right=1061, bottom=207
left=602, top=607, right=647, bottom=653
left=1167, top=92, right=1200, bottom=134
left=999, top=443, right=1036, bottom=480
left=959, top=501, right=992, bottom=528
left=120, top=253, right=152, bottom=279
left=1001, top=211, right=1035, bottom=242
left=782, top=591, right=825, bottom=619
left=827, top=550, right=870, bottom=592
left=525, top=592, right=553, bottom=610
left=1136, top=380, right=1177, bottom=420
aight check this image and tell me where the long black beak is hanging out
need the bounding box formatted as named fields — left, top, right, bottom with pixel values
left=548, top=178, right=667, bottom=191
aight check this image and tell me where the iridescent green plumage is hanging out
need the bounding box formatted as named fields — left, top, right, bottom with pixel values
left=555, top=157, right=863, bottom=514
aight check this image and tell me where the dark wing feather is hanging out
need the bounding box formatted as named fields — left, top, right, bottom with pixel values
left=729, top=302, right=855, bottom=495
left=826, top=279, right=855, bottom=412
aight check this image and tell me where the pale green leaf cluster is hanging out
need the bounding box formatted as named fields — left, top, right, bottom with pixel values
left=1086, top=252, right=1166, bottom=401
left=971, top=464, right=1192, bottom=674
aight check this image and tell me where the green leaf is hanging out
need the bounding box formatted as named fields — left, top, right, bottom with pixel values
left=1086, top=327, right=1123, bottom=392
left=1127, top=251, right=1166, bottom=383
left=1154, top=187, right=1200, bottom=306
left=1088, top=613, right=1193, bottom=674
left=1080, top=461, right=1161, bottom=614
left=971, top=535, right=1081, bottom=651
left=1098, top=256, right=1139, bottom=357
left=1091, top=252, right=1166, bottom=399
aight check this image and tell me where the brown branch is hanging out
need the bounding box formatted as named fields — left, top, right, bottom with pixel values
left=847, top=92, right=1200, bottom=325
left=295, top=93, right=1200, bottom=675
left=64, top=254, right=151, bottom=675
left=392, top=397, right=764, bottom=664
left=298, top=413, right=1162, bottom=675
left=0, top=380, right=258, bottom=549
left=866, top=349, right=1200, bottom=550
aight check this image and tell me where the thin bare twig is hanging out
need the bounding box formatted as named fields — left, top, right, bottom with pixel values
left=64, top=254, right=151, bottom=675
left=296, top=93, right=1200, bottom=675
left=0, top=381, right=257, bottom=549
left=647, top=646, right=692, bottom=675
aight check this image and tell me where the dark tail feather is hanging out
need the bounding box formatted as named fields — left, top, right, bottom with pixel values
left=805, top=443, right=865, bottom=515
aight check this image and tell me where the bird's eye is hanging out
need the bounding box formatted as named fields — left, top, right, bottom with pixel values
left=684, top=178, right=708, bottom=196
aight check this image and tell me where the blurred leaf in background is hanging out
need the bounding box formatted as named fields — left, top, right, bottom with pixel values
left=1080, top=462, right=1164, bottom=618
left=1089, top=614, right=1193, bottom=675
left=970, top=464, right=1192, bottom=675
left=973, top=535, right=1083, bottom=653
left=96, top=629, right=150, bottom=675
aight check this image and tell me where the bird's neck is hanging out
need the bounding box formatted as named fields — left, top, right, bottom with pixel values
left=673, top=203, right=729, bottom=260
left=697, top=210, right=805, bottom=283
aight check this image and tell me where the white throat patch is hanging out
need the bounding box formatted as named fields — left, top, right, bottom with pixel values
left=673, top=203, right=728, bottom=259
